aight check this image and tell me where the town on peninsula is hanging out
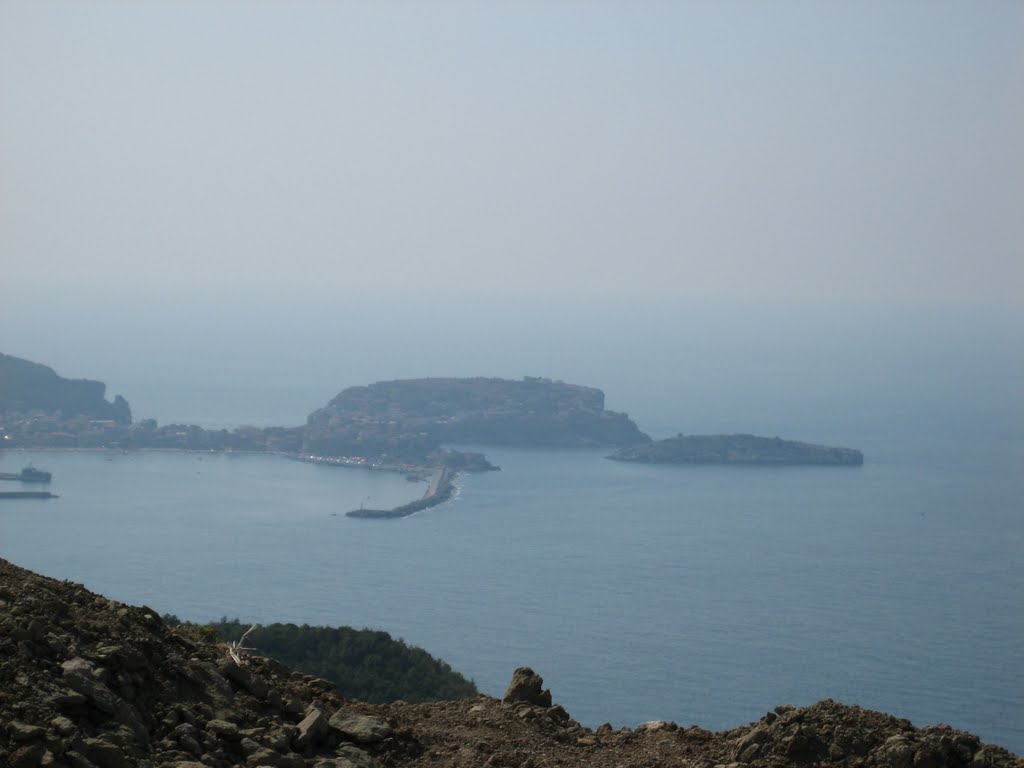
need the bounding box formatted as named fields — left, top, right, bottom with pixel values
left=0, top=352, right=863, bottom=517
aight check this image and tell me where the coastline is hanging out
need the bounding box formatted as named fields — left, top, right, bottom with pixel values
left=0, top=446, right=451, bottom=518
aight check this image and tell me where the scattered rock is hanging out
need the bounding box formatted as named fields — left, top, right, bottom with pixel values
left=204, top=719, right=239, bottom=740
left=637, top=720, right=677, bottom=733
left=246, top=747, right=307, bottom=768
left=0, top=557, right=1019, bottom=768
left=502, top=667, right=553, bottom=708
left=295, top=708, right=330, bottom=751
left=333, top=744, right=378, bottom=768
left=218, top=658, right=270, bottom=699
left=8, top=743, right=46, bottom=768
left=327, top=710, right=392, bottom=744
left=80, top=737, right=131, bottom=768
left=547, top=704, right=571, bottom=725
left=8, top=721, right=46, bottom=742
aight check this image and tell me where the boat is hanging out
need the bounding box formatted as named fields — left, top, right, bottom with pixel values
left=0, top=467, right=53, bottom=483
left=19, top=467, right=51, bottom=482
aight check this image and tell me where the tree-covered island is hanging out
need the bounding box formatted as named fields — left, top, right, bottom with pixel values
left=608, top=433, right=864, bottom=466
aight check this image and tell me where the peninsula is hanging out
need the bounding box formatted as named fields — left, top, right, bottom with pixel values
left=609, top=433, right=864, bottom=466
left=1, top=358, right=648, bottom=469
left=0, top=352, right=131, bottom=424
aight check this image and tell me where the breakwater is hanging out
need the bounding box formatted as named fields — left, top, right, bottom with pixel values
left=0, top=491, right=58, bottom=499
left=346, top=467, right=455, bottom=519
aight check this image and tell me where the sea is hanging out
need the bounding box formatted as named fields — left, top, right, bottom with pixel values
left=0, top=297, right=1021, bottom=752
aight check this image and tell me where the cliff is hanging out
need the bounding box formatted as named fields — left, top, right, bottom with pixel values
left=1, top=558, right=1018, bottom=768
left=304, top=377, right=650, bottom=459
left=0, top=353, right=131, bottom=424
left=609, top=433, right=864, bottom=466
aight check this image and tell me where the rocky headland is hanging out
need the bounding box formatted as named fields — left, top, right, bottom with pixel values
left=609, top=434, right=864, bottom=466
left=0, top=354, right=130, bottom=426
left=1, top=558, right=1018, bottom=768
left=303, top=377, right=650, bottom=462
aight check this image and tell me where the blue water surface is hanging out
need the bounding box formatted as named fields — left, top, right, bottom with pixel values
left=1, top=436, right=1020, bottom=752
left=1, top=301, right=1021, bottom=751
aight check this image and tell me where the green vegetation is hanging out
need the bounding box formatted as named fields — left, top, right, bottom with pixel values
left=164, top=616, right=478, bottom=704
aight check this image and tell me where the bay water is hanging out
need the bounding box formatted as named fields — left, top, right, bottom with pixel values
left=0, top=433, right=1020, bottom=751
left=0, top=299, right=1021, bottom=751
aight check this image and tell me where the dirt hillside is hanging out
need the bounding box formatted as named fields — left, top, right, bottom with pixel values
left=1, top=558, right=1019, bottom=768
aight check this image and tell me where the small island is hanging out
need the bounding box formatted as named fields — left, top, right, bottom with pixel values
left=608, top=434, right=864, bottom=466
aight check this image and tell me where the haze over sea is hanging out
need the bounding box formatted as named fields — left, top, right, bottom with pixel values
left=1, top=298, right=1021, bottom=752
left=2, top=0, right=1021, bottom=758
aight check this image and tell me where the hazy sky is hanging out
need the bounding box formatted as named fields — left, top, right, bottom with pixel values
left=1, top=1, right=1022, bottom=305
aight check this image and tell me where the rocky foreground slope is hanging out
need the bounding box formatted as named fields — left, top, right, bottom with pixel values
left=1, top=558, right=1019, bottom=768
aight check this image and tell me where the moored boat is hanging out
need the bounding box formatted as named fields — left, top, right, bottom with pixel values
left=0, top=467, right=53, bottom=483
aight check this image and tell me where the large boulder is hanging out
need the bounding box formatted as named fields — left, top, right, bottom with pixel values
left=502, top=667, right=552, bottom=708
left=327, top=710, right=392, bottom=744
